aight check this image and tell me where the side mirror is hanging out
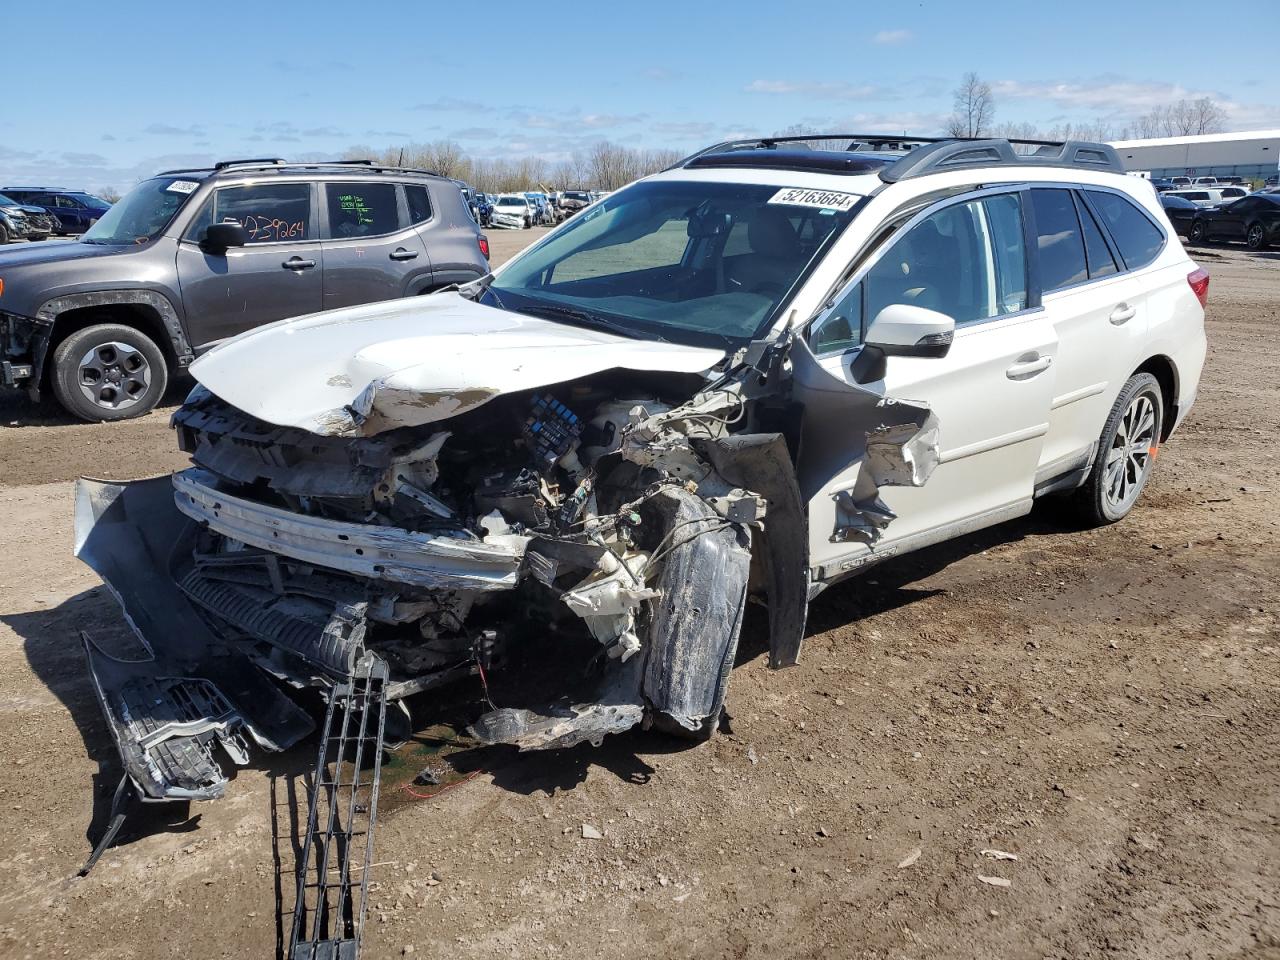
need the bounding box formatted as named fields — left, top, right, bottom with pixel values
left=851, top=304, right=956, bottom=384
left=202, top=221, right=248, bottom=252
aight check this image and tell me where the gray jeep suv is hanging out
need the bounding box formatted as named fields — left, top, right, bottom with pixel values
left=0, top=159, right=490, bottom=421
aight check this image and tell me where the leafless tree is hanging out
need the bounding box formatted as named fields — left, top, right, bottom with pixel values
left=947, top=72, right=995, bottom=138
left=1128, top=98, right=1227, bottom=138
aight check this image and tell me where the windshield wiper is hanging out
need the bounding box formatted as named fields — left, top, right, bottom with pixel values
left=517, top=302, right=663, bottom=342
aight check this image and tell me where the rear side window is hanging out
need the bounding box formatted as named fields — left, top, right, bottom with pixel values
left=1074, top=193, right=1118, bottom=279
left=405, top=185, right=432, bottom=224
left=1030, top=189, right=1087, bottom=292
left=188, top=183, right=311, bottom=243
left=1086, top=191, right=1165, bottom=270
left=324, top=182, right=400, bottom=238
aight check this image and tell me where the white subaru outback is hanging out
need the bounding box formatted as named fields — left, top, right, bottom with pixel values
left=75, top=136, right=1207, bottom=803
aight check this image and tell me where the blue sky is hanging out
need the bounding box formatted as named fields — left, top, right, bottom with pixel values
left=4, top=0, right=1277, bottom=191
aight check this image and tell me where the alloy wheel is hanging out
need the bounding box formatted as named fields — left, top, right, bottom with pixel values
left=1103, top=392, right=1158, bottom=513
left=77, top=341, right=152, bottom=410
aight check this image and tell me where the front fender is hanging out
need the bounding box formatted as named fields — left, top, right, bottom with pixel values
left=36, top=288, right=195, bottom=367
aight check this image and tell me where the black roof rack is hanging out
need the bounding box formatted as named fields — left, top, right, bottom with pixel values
left=671, top=133, right=1124, bottom=181
left=686, top=149, right=893, bottom=176
left=213, top=157, right=287, bottom=170
left=155, top=159, right=441, bottom=178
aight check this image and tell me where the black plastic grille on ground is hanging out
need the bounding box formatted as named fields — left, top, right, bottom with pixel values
left=289, top=654, right=388, bottom=960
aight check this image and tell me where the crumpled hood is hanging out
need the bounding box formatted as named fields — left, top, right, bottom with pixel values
left=191, top=292, right=725, bottom=437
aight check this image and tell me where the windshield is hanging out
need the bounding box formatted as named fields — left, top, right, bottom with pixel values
left=80, top=177, right=196, bottom=245
left=496, top=197, right=526, bottom=207
left=565, top=192, right=590, bottom=201
left=485, top=178, right=860, bottom=348
left=0, top=194, right=20, bottom=207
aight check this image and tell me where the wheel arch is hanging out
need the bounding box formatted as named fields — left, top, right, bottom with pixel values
left=36, top=291, right=193, bottom=386
left=1133, top=354, right=1179, bottom=442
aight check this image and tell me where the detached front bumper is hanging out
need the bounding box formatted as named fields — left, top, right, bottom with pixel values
left=74, top=476, right=315, bottom=802
left=1, top=310, right=53, bottom=395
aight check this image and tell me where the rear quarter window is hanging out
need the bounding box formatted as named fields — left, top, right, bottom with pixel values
left=1086, top=191, right=1165, bottom=270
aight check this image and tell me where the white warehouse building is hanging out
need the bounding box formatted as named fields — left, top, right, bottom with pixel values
left=1108, top=129, right=1280, bottom=181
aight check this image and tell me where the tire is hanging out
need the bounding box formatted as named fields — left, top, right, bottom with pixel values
left=1246, top=223, right=1269, bottom=250
left=1189, top=219, right=1207, bottom=243
left=0, top=223, right=8, bottom=244
left=1071, top=372, right=1164, bottom=526
left=50, top=322, right=169, bottom=422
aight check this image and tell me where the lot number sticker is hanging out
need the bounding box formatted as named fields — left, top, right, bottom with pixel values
left=769, top=187, right=860, bottom=212
left=166, top=180, right=200, bottom=195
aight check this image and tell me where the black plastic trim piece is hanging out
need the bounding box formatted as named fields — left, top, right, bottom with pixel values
left=880, top=139, right=1124, bottom=183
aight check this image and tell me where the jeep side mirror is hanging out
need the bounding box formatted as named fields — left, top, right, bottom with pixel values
left=851, top=304, right=956, bottom=383
left=202, top=221, right=248, bottom=252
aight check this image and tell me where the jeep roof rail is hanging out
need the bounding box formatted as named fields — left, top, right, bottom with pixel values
left=213, top=157, right=288, bottom=171
left=670, top=134, right=1124, bottom=180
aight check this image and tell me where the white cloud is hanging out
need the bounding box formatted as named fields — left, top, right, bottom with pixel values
left=873, top=29, right=912, bottom=45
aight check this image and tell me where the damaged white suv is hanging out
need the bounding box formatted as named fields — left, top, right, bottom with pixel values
left=76, top=135, right=1207, bottom=802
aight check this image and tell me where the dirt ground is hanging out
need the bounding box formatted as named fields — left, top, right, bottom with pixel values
left=0, top=236, right=1277, bottom=960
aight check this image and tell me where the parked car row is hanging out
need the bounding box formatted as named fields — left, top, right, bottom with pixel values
left=462, top=187, right=607, bottom=230
left=0, top=187, right=112, bottom=237
left=1160, top=189, right=1280, bottom=249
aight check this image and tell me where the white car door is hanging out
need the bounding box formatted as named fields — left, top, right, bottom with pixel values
left=798, top=190, right=1059, bottom=577
left=1031, top=188, right=1157, bottom=484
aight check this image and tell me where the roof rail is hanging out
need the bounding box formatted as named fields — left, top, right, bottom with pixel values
left=669, top=133, right=1124, bottom=181
left=880, top=139, right=1124, bottom=182
left=212, top=157, right=287, bottom=171
left=669, top=133, right=942, bottom=170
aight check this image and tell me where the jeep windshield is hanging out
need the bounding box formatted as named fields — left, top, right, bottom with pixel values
left=484, top=179, right=861, bottom=348
left=79, top=177, right=197, bottom=245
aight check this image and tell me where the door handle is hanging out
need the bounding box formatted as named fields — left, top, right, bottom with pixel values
left=282, top=257, right=316, bottom=271
left=1109, top=302, right=1137, bottom=325
left=1006, top=353, right=1053, bottom=380
left=389, top=248, right=419, bottom=261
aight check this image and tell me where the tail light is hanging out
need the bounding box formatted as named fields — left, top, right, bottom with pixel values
left=478, top=235, right=490, bottom=260
left=1187, top=267, right=1210, bottom=308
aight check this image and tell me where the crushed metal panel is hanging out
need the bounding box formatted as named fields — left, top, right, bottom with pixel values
left=694, top=433, right=809, bottom=669
left=172, top=468, right=528, bottom=592
left=187, top=292, right=724, bottom=436
left=470, top=654, right=646, bottom=751
left=788, top=335, right=940, bottom=546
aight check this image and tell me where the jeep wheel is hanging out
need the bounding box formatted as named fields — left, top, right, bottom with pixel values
left=0, top=224, right=8, bottom=244
left=1189, top=219, right=1207, bottom=243
left=1072, top=372, right=1164, bottom=526
left=1246, top=223, right=1268, bottom=250
left=51, top=323, right=169, bottom=422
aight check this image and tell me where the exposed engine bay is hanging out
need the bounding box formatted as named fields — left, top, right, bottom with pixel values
left=166, top=369, right=767, bottom=745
